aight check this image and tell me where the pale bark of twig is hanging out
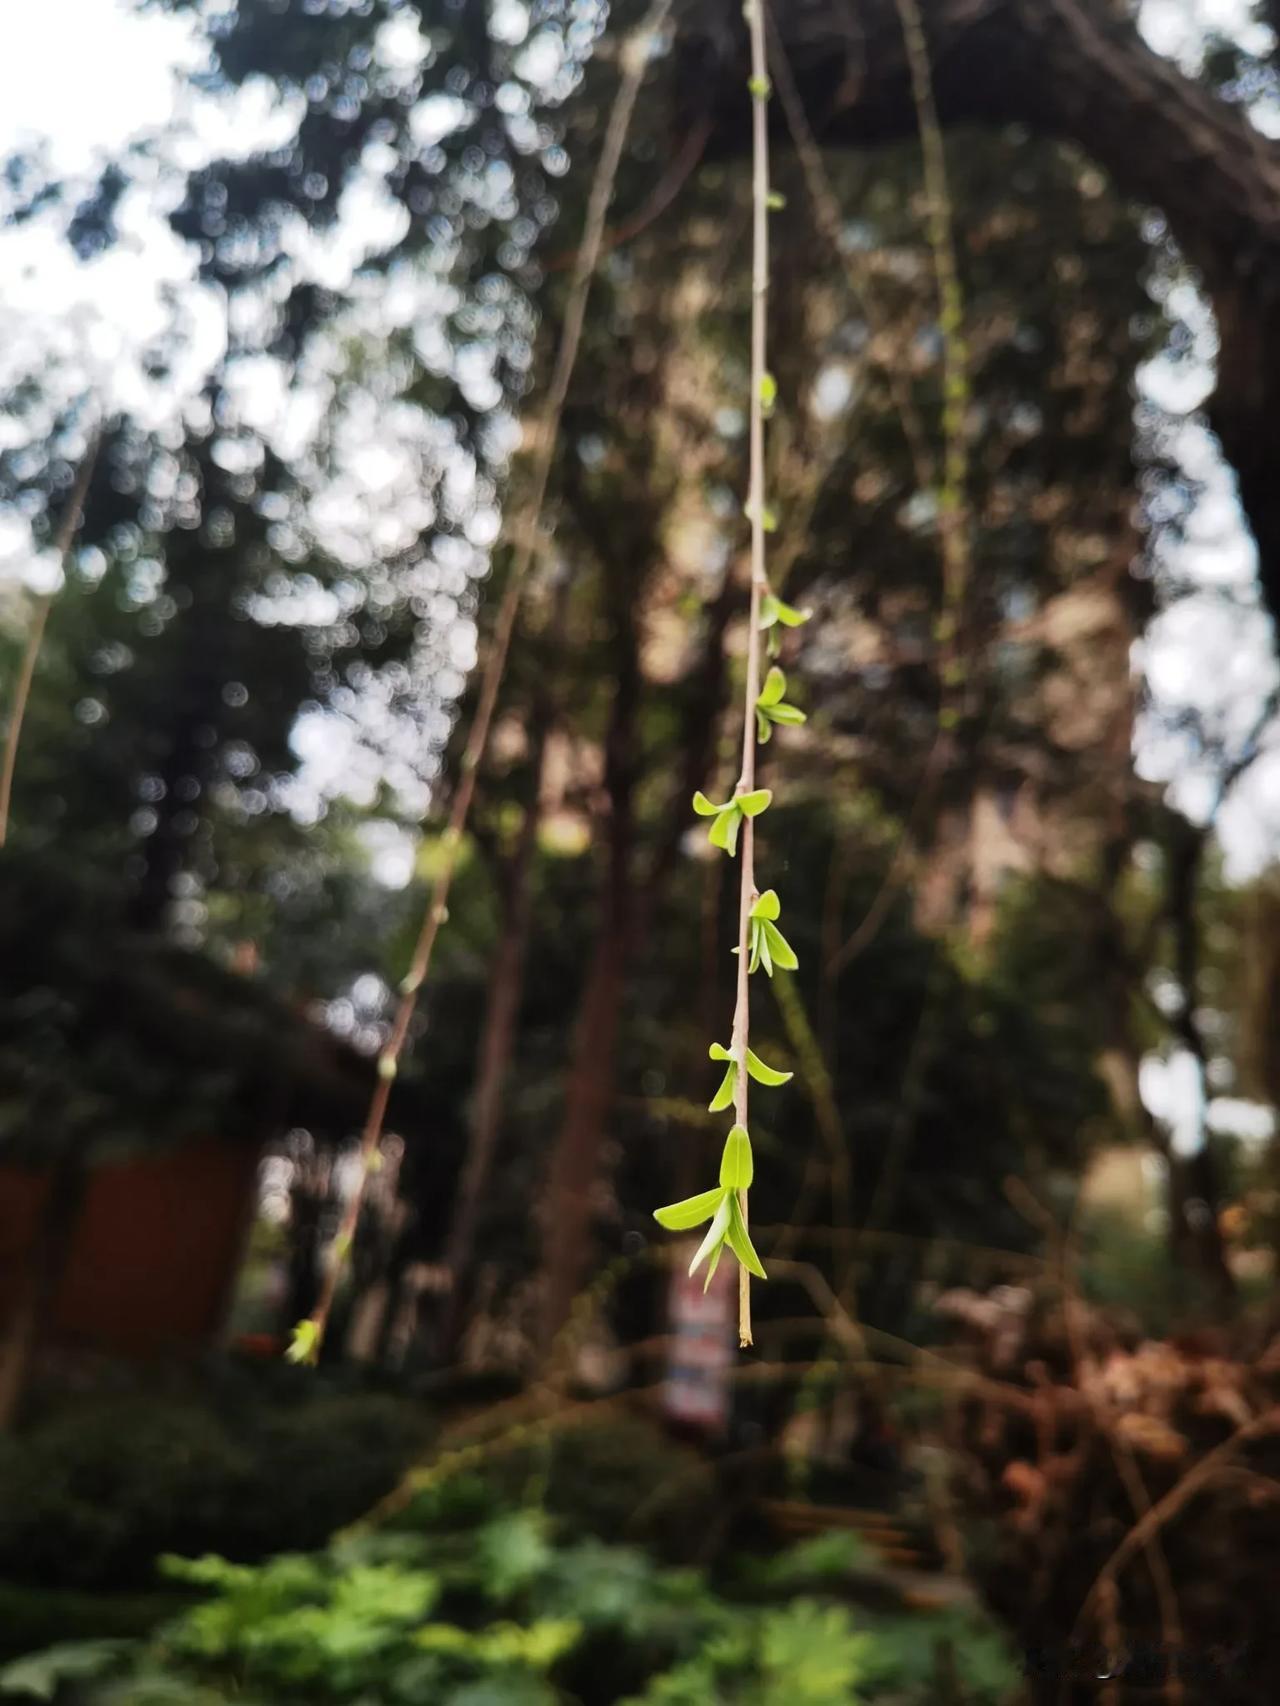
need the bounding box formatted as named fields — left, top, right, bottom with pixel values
left=302, top=0, right=673, bottom=1358
left=729, top=0, right=773, bottom=1350
left=0, top=432, right=100, bottom=850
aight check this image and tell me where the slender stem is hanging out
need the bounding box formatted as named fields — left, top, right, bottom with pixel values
left=0, top=429, right=100, bottom=851
left=893, top=0, right=971, bottom=699
left=301, top=0, right=673, bottom=1360
left=731, top=0, right=772, bottom=1350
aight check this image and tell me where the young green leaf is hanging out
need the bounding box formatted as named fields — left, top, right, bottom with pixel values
left=759, top=372, right=778, bottom=417
left=286, top=1319, right=320, bottom=1366
left=745, top=1047, right=792, bottom=1087
left=692, top=790, right=723, bottom=817
left=708, top=1060, right=738, bottom=1112
left=758, top=666, right=787, bottom=708
left=726, top=1193, right=768, bottom=1279
left=689, top=1192, right=732, bottom=1277
left=755, top=668, right=806, bottom=743
left=761, top=918, right=798, bottom=970
left=709, top=803, right=741, bottom=855
left=756, top=921, right=774, bottom=976
left=738, top=788, right=772, bottom=818
left=751, top=889, right=781, bottom=922
left=766, top=189, right=786, bottom=211
left=654, top=1187, right=727, bottom=1231
left=719, top=1123, right=754, bottom=1190
left=773, top=597, right=811, bottom=627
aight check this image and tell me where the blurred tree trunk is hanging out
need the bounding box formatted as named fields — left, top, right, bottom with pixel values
left=440, top=716, right=553, bottom=1355
left=0, top=1145, right=87, bottom=1430
left=535, top=550, right=737, bottom=1351
left=1163, top=811, right=1236, bottom=1302
left=538, top=608, right=640, bottom=1354
left=1089, top=822, right=1234, bottom=1301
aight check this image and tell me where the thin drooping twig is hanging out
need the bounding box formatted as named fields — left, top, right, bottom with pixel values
left=295, top=0, right=673, bottom=1362
left=766, top=11, right=935, bottom=502
left=0, top=430, right=100, bottom=850
left=727, top=0, right=774, bottom=1350
left=892, top=0, right=970, bottom=674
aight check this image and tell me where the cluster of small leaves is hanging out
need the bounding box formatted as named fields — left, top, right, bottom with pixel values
left=741, top=889, right=798, bottom=977
left=656, top=620, right=810, bottom=1287
left=692, top=786, right=771, bottom=856
left=653, top=1123, right=767, bottom=1288
left=755, top=667, right=806, bottom=744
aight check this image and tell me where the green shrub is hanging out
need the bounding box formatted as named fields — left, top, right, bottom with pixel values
left=0, top=1391, right=429, bottom=1590
left=0, top=1479, right=1019, bottom=1705
left=484, top=1415, right=721, bottom=1564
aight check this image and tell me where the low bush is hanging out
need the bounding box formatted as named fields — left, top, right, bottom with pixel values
left=0, top=1469, right=1019, bottom=1705
left=0, top=1388, right=430, bottom=1589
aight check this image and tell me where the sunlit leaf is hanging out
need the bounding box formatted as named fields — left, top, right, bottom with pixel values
left=689, top=1193, right=732, bottom=1276
left=745, top=1047, right=792, bottom=1087
left=773, top=597, right=811, bottom=627
left=654, top=1187, right=726, bottom=1231
left=708, top=805, right=739, bottom=854
left=761, top=919, right=798, bottom=970
left=727, top=1193, right=767, bottom=1279
left=719, top=1123, right=754, bottom=1190
left=758, top=924, right=774, bottom=977
left=286, top=1318, right=320, bottom=1365
left=708, top=1062, right=737, bottom=1112
left=758, top=666, right=787, bottom=708
left=692, top=790, right=722, bottom=817
left=756, top=708, right=772, bottom=744
left=751, top=889, right=780, bottom=921
left=739, top=789, right=772, bottom=817
left=709, top=1041, right=734, bottom=1061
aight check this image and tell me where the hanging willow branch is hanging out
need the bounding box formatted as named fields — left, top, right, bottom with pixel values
left=653, top=0, right=808, bottom=1349
left=0, top=428, right=100, bottom=851
left=290, top=0, right=675, bottom=1365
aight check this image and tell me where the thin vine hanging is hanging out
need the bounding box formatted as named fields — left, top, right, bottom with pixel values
left=652, top=0, right=808, bottom=1348
left=288, top=0, right=674, bottom=1365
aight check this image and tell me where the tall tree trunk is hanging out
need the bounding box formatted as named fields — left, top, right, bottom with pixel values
left=440, top=745, right=549, bottom=1355
left=0, top=1145, right=87, bottom=1430
left=536, top=560, right=641, bottom=1353
left=538, top=894, right=633, bottom=1354
left=1163, top=813, right=1236, bottom=1302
